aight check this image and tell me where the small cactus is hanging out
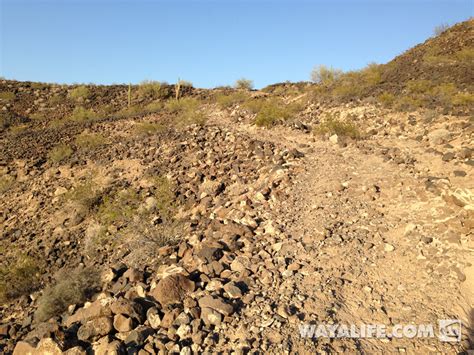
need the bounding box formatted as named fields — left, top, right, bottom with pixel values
left=175, top=79, right=181, bottom=101
left=128, top=83, right=132, bottom=107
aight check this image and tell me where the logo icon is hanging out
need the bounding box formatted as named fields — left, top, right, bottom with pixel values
left=438, top=319, right=461, bottom=342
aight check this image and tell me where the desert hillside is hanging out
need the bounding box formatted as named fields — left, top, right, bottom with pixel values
left=0, top=20, right=473, bottom=354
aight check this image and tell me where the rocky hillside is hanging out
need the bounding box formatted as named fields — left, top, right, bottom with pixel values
left=0, top=20, right=473, bottom=355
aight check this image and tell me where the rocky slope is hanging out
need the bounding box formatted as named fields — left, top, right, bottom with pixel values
left=0, top=20, right=473, bottom=355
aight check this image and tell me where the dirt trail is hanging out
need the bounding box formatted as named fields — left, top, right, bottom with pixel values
left=210, top=111, right=473, bottom=352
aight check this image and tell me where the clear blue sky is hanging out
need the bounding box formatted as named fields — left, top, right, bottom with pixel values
left=1, top=0, right=472, bottom=88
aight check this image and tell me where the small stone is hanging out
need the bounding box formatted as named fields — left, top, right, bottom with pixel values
left=77, top=317, right=113, bottom=341
left=198, top=295, right=233, bottom=316
left=223, top=282, right=242, bottom=299
left=329, top=134, right=338, bottom=144
left=200, top=307, right=222, bottom=326
left=442, top=152, right=455, bottom=162
left=113, top=314, right=133, bottom=332
left=146, top=307, right=161, bottom=329
left=384, top=243, right=395, bottom=252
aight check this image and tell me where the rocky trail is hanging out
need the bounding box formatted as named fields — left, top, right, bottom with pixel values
left=1, top=90, right=473, bottom=354
left=206, top=110, right=474, bottom=353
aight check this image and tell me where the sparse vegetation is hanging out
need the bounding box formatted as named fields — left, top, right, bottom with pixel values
left=97, top=188, right=141, bottom=226
left=133, top=121, right=166, bottom=136
left=35, top=267, right=100, bottom=322
left=75, top=132, right=108, bottom=149
left=0, top=174, right=15, bottom=193
left=235, top=78, right=254, bottom=90
left=254, top=99, right=302, bottom=127
left=48, top=144, right=73, bottom=163
left=216, top=91, right=249, bottom=108
left=0, top=91, right=15, bottom=101
left=137, top=80, right=171, bottom=99
left=311, top=65, right=343, bottom=84
left=0, top=254, right=42, bottom=303
left=69, top=106, right=96, bottom=121
left=64, top=179, right=102, bottom=211
left=434, top=23, right=450, bottom=36
left=313, top=116, right=361, bottom=139
left=378, top=92, right=396, bottom=108
left=68, top=86, right=90, bottom=101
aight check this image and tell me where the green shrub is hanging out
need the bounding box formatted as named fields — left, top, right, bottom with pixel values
left=394, top=96, right=424, bottom=112
left=0, top=174, right=15, bottom=193
left=254, top=99, right=297, bottom=127
left=216, top=91, right=249, bottom=108
left=48, top=95, right=63, bottom=106
left=452, top=92, right=474, bottom=107
left=165, top=97, right=200, bottom=113
left=378, top=92, right=396, bottom=108
left=0, top=254, right=42, bottom=303
left=133, top=122, right=166, bottom=136
left=69, top=107, right=96, bottom=121
left=35, top=267, right=100, bottom=322
left=0, top=92, right=15, bottom=101
left=75, top=132, right=108, bottom=150
left=242, top=98, right=267, bottom=113
left=97, top=188, right=141, bottom=226
left=68, top=86, right=90, bottom=101
left=148, top=176, right=176, bottom=220
left=311, top=65, right=343, bottom=84
left=48, top=144, right=73, bottom=163
left=64, top=180, right=102, bottom=211
left=137, top=80, right=170, bottom=99
left=313, top=117, right=361, bottom=139
left=406, top=80, right=433, bottom=94
left=235, top=78, right=254, bottom=90
left=455, top=48, right=474, bottom=63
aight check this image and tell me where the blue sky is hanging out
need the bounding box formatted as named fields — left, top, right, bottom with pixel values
left=1, top=0, right=472, bottom=88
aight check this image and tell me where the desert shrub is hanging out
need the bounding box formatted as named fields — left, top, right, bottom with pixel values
left=145, top=101, right=164, bottom=112
left=69, top=107, right=96, bottom=122
left=242, top=98, right=267, bottom=113
left=35, top=267, right=100, bottom=322
left=359, top=63, right=382, bottom=86
left=452, top=92, right=474, bottom=107
left=165, top=97, right=200, bottom=113
left=433, top=23, right=449, bottom=36
left=148, top=176, right=176, bottom=220
left=313, top=117, right=361, bottom=139
left=311, top=65, right=343, bottom=84
left=133, top=122, right=166, bottom=136
left=9, top=125, right=29, bottom=135
left=116, top=105, right=143, bottom=118
left=394, top=96, right=424, bottom=112
left=48, top=95, right=63, bottom=106
left=179, top=110, right=208, bottom=126
left=97, top=188, right=142, bottom=226
left=75, top=132, right=108, bottom=150
left=164, top=97, right=207, bottom=126
left=137, top=80, right=171, bottom=99
left=254, top=99, right=300, bottom=127
left=455, top=48, right=474, bottom=63
left=216, top=91, right=249, bottom=108
left=0, top=174, right=15, bottom=193
left=378, top=92, right=396, bottom=108
left=406, top=80, right=433, bottom=94
left=0, top=92, right=15, bottom=101
left=177, top=80, right=193, bottom=88
left=430, top=83, right=457, bottom=106
left=48, top=144, right=73, bottom=163
left=235, top=78, right=254, bottom=90
left=64, top=180, right=102, bottom=211
left=68, top=86, right=90, bottom=101
left=0, top=254, right=42, bottom=303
